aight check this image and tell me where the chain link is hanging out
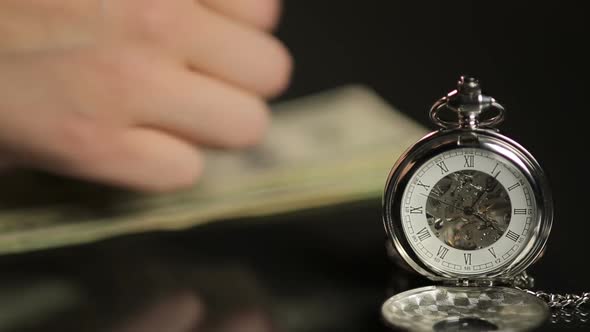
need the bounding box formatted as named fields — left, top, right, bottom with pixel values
left=520, top=289, right=590, bottom=309
left=512, top=271, right=589, bottom=324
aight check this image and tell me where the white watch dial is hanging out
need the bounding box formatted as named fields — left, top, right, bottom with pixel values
left=400, top=147, right=537, bottom=275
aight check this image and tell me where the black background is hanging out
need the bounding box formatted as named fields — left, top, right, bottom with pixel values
left=275, top=1, right=588, bottom=293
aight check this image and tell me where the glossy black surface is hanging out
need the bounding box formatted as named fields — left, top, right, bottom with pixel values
left=1, top=202, right=587, bottom=331
left=1, top=2, right=588, bottom=332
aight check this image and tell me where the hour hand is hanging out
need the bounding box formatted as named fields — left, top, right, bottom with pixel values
left=470, top=187, right=487, bottom=208
left=471, top=171, right=501, bottom=208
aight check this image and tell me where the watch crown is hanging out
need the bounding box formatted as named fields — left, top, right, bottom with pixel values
left=457, top=76, right=481, bottom=96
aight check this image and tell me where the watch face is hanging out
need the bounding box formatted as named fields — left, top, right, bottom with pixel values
left=400, top=147, right=537, bottom=275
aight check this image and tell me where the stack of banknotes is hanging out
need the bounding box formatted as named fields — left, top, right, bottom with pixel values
left=0, top=85, right=427, bottom=255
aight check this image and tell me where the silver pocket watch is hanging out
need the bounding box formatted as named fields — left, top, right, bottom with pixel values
left=380, top=77, right=586, bottom=331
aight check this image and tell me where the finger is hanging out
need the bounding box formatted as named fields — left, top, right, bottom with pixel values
left=16, top=120, right=205, bottom=192
left=198, top=0, right=281, bottom=31
left=185, top=5, right=292, bottom=97
left=131, top=64, right=270, bottom=149
left=72, top=127, right=204, bottom=192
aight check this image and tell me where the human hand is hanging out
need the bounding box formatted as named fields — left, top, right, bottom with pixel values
left=0, top=0, right=291, bottom=192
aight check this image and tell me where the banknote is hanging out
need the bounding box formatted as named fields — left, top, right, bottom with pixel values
left=0, top=85, right=428, bottom=255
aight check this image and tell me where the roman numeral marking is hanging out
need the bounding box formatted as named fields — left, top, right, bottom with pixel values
left=506, top=230, right=520, bottom=242
left=416, top=180, right=430, bottom=191
left=436, top=161, right=449, bottom=174
left=514, top=208, right=527, bottom=215
left=464, top=253, right=472, bottom=265
left=488, top=247, right=497, bottom=258
left=491, top=163, right=499, bottom=174
left=508, top=182, right=521, bottom=191
left=464, top=155, right=475, bottom=168
left=410, top=206, right=423, bottom=214
left=416, top=227, right=431, bottom=241
left=491, top=163, right=501, bottom=177
left=437, top=246, right=449, bottom=259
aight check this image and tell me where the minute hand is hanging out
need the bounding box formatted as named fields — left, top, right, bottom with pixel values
left=472, top=172, right=501, bottom=208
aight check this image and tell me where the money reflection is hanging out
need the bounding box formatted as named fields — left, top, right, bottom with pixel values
left=0, top=248, right=278, bottom=332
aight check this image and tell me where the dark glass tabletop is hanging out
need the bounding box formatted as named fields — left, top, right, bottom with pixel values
left=1, top=201, right=587, bottom=332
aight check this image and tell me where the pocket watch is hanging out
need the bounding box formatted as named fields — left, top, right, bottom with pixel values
left=381, top=76, right=555, bottom=331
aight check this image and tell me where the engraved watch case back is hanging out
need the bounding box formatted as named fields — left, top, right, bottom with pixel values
left=380, top=77, right=553, bottom=331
